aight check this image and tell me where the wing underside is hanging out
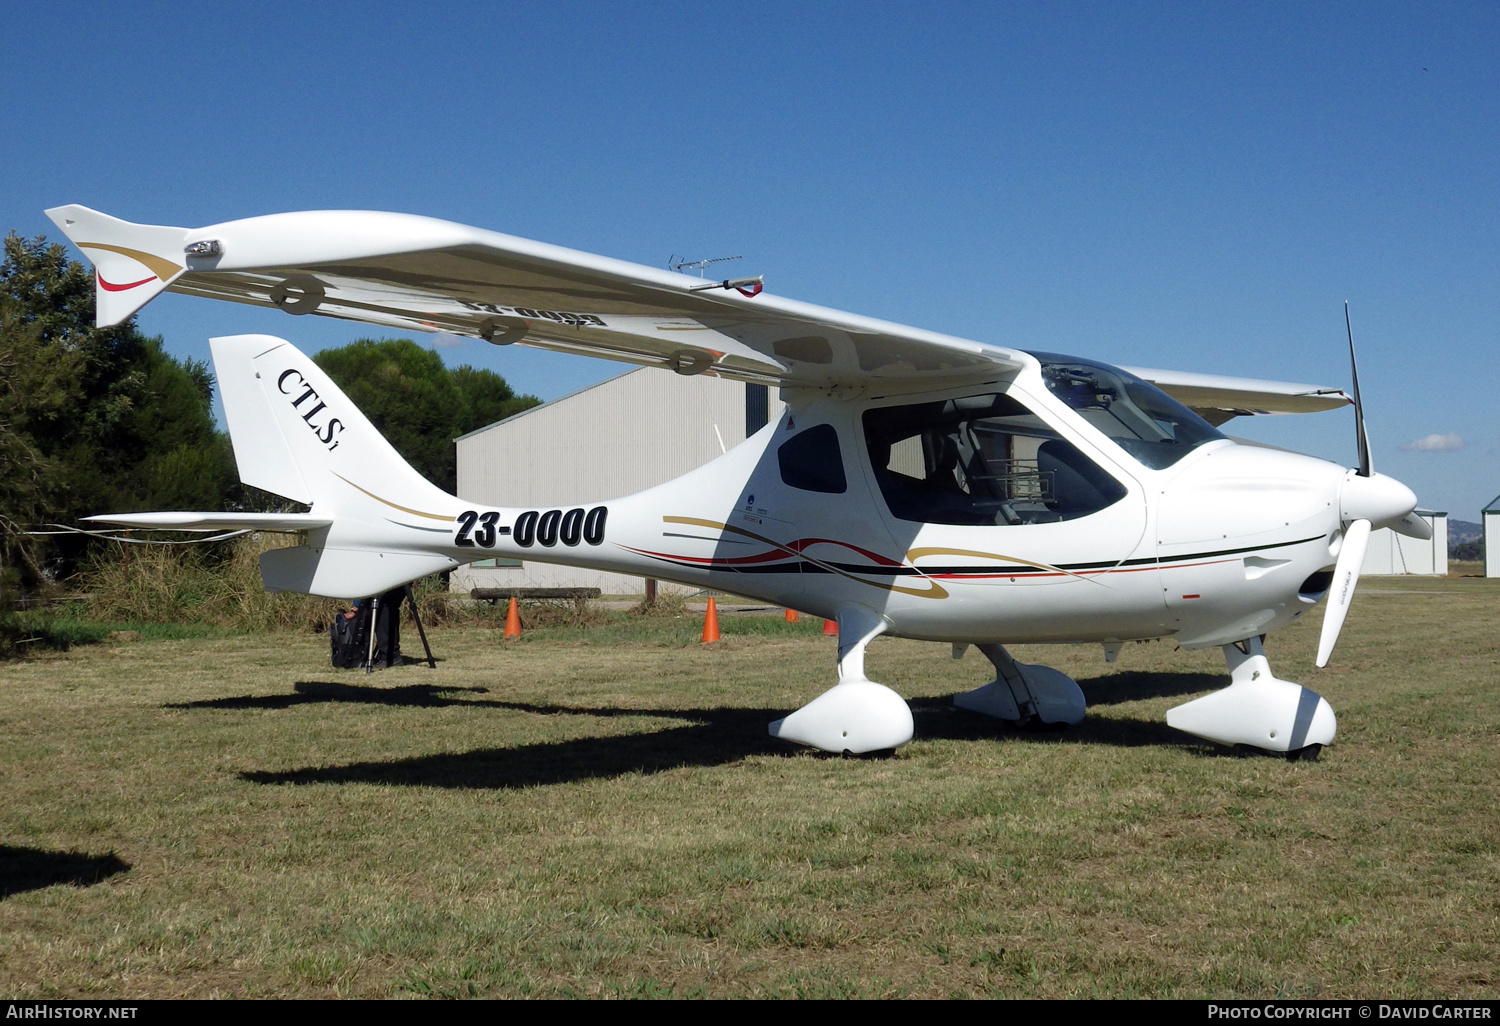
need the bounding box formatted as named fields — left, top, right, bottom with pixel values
left=45, top=205, right=1349, bottom=413
left=47, top=205, right=1020, bottom=392
left=1124, top=366, right=1352, bottom=424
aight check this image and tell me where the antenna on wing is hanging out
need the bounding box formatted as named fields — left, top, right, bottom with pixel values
left=668, top=254, right=764, bottom=297
left=671, top=254, right=742, bottom=277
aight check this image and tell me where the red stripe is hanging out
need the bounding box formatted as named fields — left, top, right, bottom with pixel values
left=98, top=272, right=157, bottom=292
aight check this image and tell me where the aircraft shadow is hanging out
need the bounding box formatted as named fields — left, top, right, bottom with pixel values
left=168, top=680, right=513, bottom=711
left=0, top=845, right=130, bottom=899
left=1076, top=671, right=1225, bottom=707
left=232, top=681, right=1236, bottom=791
left=242, top=708, right=790, bottom=790
left=909, top=697, right=1208, bottom=751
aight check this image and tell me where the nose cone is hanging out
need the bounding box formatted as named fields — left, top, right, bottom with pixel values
left=1340, top=470, right=1418, bottom=529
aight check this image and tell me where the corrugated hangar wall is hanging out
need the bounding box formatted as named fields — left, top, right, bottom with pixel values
left=1485, top=495, right=1500, bottom=579
left=1359, top=512, right=1448, bottom=575
left=453, top=369, right=782, bottom=594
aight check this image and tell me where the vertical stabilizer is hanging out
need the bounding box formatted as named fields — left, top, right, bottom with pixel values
left=44, top=205, right=188, bottom=326
left=210, top=334, right=461, bottom=596
left=208, top=334, right=454, bottom=513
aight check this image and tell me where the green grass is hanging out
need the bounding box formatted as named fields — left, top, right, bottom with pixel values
left=7, top=605, right=237, bottom=649
left=1, top=577, right=1496, bottom=998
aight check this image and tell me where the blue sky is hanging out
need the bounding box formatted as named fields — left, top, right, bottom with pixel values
left=6, top=1, right=1496, bottom=517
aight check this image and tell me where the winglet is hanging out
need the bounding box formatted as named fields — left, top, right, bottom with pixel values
left=44, top=205, right=189, bottom=326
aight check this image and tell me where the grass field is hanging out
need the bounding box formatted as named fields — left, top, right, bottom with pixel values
left=1, top=575, right=1496, bottom=999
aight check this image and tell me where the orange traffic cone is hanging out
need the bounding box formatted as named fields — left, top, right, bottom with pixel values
left=702, top=597, right=721, bottom=643
left=504, top=596, right=522, bottom=639
left=823, top=618, right=838, bottom=636
left=784, top=608, right=799, bottom=623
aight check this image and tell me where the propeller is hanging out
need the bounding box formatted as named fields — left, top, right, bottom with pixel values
left=1315, top=304, right=1419, bottom=666
left=1345, top=303, right=1371, bottom=479
left=1317, top=517, right=1370, bottom=667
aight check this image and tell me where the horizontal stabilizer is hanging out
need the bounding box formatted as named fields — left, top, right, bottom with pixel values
left=84, top=512, right=333, bottom=532
left=260, top=546, right=455, bottom=599
left=45, top=205, right=189, bottom=326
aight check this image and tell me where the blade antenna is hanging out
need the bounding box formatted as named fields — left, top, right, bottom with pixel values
left=1345, top=301, right=1371, bottom=477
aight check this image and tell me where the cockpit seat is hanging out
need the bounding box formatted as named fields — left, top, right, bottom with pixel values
left=1038, top=439, right=1126, bottom=516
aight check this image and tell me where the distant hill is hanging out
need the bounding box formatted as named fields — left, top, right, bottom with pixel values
left=1449, top=520, right=1482, bottom=544
left=1449, top=519, right=1482, bottom=561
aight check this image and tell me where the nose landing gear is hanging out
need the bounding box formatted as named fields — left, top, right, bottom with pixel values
left=1166, top=636, right=1336, bottom=756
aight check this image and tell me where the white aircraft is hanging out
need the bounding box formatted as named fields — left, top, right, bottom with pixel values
left=46, top=204, right=1429, bottom=760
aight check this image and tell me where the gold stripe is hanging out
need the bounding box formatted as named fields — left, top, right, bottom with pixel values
left=336, top=474, right=454, bottom=521
left=907, top=546, right=1060, bottom=570
left=906, top=546, right=1097, bottom=584
left=75, top=242, right=182, bottom=281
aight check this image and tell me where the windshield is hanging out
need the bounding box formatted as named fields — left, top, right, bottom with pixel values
left=1028, top=352, right=1225, bottom=470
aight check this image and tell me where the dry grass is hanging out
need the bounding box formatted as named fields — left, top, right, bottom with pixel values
left=78, top=535, right=343, bottom=633
left=70, top=534, right=624, bottom=637
left=0, top=576, right=1496, bottom=998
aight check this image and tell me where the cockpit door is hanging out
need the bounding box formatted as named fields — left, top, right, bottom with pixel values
left=857, top=384, right=1165, bottom=641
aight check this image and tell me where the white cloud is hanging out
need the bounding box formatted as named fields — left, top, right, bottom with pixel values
left=431, top=333, right=468, bottom=349
left=1398, top=433, right=1464, bottom=452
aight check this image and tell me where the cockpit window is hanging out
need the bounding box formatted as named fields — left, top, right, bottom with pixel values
left=778, top=424, right=847, bottom=493
left=1029, top=352, right=1225, bottom=470
left=862, top=394, right=1126, bottom=525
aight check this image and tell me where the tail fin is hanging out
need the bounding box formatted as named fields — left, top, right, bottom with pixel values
left=45, top=205, right=189, bottom=327
left=211, top=334, right=460, bottom=596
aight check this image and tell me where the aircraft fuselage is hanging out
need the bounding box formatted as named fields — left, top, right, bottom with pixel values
left=350, top=355, right=1355, bottom=653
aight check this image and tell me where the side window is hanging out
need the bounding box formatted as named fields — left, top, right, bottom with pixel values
left=778, top=424, right=847, bottom=494
left=862, top=394, right=1126, bottom=525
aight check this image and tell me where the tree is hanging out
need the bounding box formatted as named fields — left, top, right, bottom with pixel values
left=0, top=296, right=79, bottom=599
left=313, top=338, right=538, bottom=493
left=1450, top=540, right=1481, bottom=562
left=451, top=365, right=539, bottom=428
left=0, top=233, right=239, bottom=589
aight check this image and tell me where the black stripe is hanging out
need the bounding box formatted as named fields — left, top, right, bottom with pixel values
left=640, top=534, right=1328, bottom=579
left=1145, top=533, right=1326, bottom=567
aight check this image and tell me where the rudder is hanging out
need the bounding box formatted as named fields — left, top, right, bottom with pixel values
left=211, top=334, right=459, bottom=597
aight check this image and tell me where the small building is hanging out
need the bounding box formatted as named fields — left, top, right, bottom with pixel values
left=1485, top=495, right=1500, bottom=579
left=453, top=369, right=782, bottom=594
left=1360, top=510, right=1448, bottom=576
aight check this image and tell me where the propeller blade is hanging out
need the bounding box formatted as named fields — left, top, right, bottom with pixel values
left=1316, top=518, right=1372, bottom=667
left=1345, top=302, right=1371, bottom=477
left=1390, top=511, right=1434, bottom=541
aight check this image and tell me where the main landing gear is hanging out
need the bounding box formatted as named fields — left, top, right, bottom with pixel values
left=953, top=644, right=1087, bottom=729
left=768, top=607, right=914, bottom=755
left=768, top=623, right=1333, bottom=760
left=1166, top=635, right=1336, bottom=758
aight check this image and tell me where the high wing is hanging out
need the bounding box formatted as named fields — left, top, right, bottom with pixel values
left=45, top=204, right=1019, bottom=392
left=1123, top=367, right=1352, bottom=425
left=44, top=204, right=1350, bottom=413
